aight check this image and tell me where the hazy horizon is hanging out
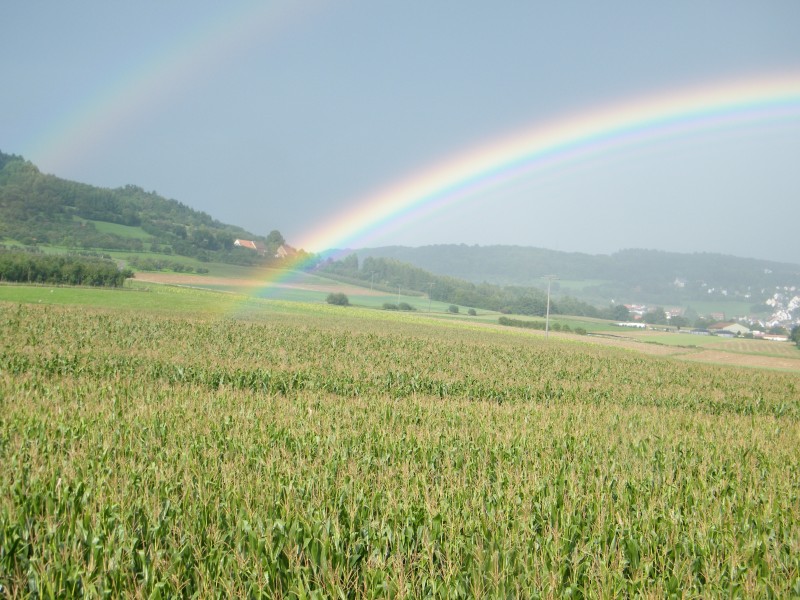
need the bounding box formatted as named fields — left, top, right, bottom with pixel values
left=3, top=2, right=799, bottom=263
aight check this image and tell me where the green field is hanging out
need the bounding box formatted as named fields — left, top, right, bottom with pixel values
left=75, top=218, right=155, bottom=241
left=1, top=284, right=799, bottom=597
left=682, top=301, right=766, bottom=319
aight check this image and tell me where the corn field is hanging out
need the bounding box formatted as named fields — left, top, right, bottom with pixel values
left=1, top=302, right=799, bottom=597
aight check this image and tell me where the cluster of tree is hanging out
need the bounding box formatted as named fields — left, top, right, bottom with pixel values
left=792, top=325, right=800, bottom=349
left=325, top=292, right=350, bottom=306
left=382, top=302, right=416, bottom=311
left=318, top=254, right=624, bottom=319
left=0, top=249, right=132, bottom=287
left=0, top=151, right=286, bottom=265
left=354, top=245, right=800, bottom=306
left=125, top=256, right=209, bottom=274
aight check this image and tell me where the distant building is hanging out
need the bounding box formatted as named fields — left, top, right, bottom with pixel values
left=275, top=244, right=297, bottom=259
left=763, top=334, right=789, bottom=342
left=708, top=322, right=751, bottom=336
left=234, top=239, right=257, bottom=250
left=624, top=304, right=647, bottom=317
left=234, top=239, right=267, bottom=256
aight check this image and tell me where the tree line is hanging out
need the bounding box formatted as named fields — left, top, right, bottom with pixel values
left=355, top=245, right=800, bottom=306
left=318, top=254, right=627, bottom=319
left=498, top=316, right=587, bottom=335
left=0, top=249, right=132, bottom=287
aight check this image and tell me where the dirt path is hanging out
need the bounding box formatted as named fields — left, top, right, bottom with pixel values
left=133, top=272, right=388, bottom=296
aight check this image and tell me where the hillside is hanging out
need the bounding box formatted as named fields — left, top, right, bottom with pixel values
left=0, top=151, right=285, bottom=265
left=356, top=244, right=800, bottom=308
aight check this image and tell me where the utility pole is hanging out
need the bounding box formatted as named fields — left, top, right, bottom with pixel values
left=397, top=284, right=401, bottom=305
left=543, top=275, right=558, bottom=339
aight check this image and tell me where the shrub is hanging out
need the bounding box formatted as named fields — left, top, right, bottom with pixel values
left=326, top=292, right=350, bottom=306
left=574, top=327, right=588, bottom=335
left=468, top=308, right=477, bottom=316
left=498, top=316, right=546, bottom=330
left=448, top=305, right=459, bottom=314
left=398, top=302, right=415, bottom=311
left=383, top=303, right=399, bottom=310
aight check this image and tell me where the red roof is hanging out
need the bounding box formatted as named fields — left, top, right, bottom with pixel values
left=234, top=239, right=258, bottom=250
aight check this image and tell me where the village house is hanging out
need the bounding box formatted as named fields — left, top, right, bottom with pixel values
left=233, top=239, right=267, bottom=255
left=275, top=244, right=297, bottom=259
left=763, top=333, right=790, bottom=342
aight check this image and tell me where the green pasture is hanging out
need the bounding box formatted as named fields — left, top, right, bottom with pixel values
left=0, top=282, right=235, bottom=315
left=624, top=332, right=721, bottom=347
left=0, top=282, right=493, bottom=335
left=685, top=300, right=764, bottom=319
left=76, top=217, right=154, bottom=240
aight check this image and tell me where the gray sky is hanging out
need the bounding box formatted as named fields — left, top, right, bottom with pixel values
left=3, top=2, right=800, bottom=262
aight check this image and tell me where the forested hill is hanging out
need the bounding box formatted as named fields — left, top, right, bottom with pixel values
left=356, top=245, right=800, bottom=305
left=0, top=151, right=285, bottom=264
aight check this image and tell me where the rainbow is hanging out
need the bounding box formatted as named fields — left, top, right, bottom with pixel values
left=24, top=3, right=321, bottom=175
left=294, top=72, right=800, bottom=258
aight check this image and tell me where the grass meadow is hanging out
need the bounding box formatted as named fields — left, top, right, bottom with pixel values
left=75, top=219, right=154, bottom=241
left=1, top=282, right=799, bottom=597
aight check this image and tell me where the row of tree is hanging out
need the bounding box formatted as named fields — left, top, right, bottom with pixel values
left=125, top=256, right=209, bottom=274
left=0, top=250, right=132, bottom=287
left=498, top=316, right=587, bottom=335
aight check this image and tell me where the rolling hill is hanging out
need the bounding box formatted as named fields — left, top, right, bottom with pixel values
left=0, top=150, right=285, bottom=265
left=355, top=244, right=800, bottom=309
left=3, top=148, right=798, bottom=324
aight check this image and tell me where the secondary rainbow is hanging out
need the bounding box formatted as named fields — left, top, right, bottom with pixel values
left=294, top=73, right=800, bottom=259
left=24, top=2, right=322, bottom=175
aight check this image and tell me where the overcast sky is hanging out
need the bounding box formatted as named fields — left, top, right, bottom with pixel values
left=3, top=2, right=799, bottom=262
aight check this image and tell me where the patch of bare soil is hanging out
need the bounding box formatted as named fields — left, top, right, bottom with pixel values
left=133, top=272, right=388, bottom=296
left=678, top=349, right=800, bottom=371
left=581, top=334, right=691, bottom=356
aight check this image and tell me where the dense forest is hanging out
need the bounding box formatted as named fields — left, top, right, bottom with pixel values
left=0, top=249, right=132, bottom=287
left=0, top=151, right=285, bottom=265
left=356, top=245, right=800, bottom=305
left=318, top=254, right=626, bottom=318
